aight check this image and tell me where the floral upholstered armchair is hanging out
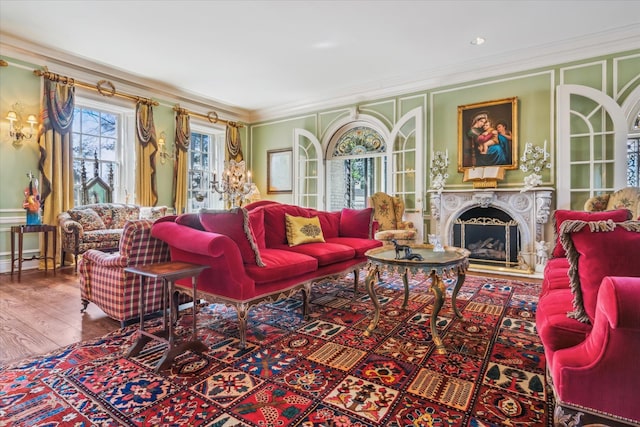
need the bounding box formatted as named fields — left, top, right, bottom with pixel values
left=58, top=203, right=168, bottom=271
left=367, top=192, right=417, bottom=245
left=584, top=187, right=640, bottom=219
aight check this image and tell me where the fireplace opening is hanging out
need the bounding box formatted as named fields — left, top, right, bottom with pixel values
left=453, top=207, right=520, bottom=268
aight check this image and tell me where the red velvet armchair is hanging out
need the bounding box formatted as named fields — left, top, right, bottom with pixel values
left=537, top=211, right=640, bottom=425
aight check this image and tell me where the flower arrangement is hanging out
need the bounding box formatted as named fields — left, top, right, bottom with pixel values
left=430, top=150, right=449, bottom=194
left=519, top=141, right=551, bottom=192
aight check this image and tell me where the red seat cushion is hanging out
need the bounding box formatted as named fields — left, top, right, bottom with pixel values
left=245, top=248, right=317, bottom=284
left=326, top=236, right=383, bottom=258
left=272, top=242, right=355, bottom=266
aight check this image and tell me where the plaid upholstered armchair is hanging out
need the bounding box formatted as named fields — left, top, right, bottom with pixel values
left=78, top=218, right=179, bottom=326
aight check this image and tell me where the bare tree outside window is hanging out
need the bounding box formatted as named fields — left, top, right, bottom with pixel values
left=72, top=107, right=118, bottom=205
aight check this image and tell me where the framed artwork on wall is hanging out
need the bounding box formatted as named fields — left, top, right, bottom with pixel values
left=457, top=97, right=518, bottom=172
left=267, top=148, right=293, bottom=194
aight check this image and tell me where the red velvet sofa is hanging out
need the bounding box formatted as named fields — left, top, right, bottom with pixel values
left=151, top=202, right=382, bottom=347
left=536, top=209, right=640, bottom=425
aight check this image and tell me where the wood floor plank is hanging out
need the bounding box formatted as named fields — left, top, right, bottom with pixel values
left=0, top=266, right=120, bottom=365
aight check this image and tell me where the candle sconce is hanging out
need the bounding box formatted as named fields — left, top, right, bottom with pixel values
left=6, top=102, right=38, bottom=147
left=157, top=131, right=174, bottom=164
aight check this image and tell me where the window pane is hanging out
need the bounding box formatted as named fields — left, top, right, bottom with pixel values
left=81, top=109, right=100, bottom=136
left=101, top=113, right=117, bottom=137
left=82, top=135, right=99, bottom=158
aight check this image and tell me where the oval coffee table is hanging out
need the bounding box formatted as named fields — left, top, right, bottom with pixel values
left=363, top=244, right=470, bottom=354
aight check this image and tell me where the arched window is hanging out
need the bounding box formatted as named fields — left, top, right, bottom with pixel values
left=326, top=123, right=388, bottom=210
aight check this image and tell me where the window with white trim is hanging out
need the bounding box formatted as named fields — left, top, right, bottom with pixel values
left=72, top=98, right=135, bottom=205
left=186, top=125, right=225, bottom=212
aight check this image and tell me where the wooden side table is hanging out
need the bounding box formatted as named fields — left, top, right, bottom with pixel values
left=10, top=224, right=57, bottom=281
left=125, top=261, right=208, bottom=372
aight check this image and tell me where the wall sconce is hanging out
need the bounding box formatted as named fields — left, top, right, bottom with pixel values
left=157, top=131, right=174, bottom=164
left=6, top=102, right=38, bottom=147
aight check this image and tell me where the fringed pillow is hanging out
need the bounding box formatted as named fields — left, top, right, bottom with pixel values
left=560, top=219, right=640, bottom=323
left=199, top=208, right=264, bottom=266
left=551, top=209, right=632, bottom=258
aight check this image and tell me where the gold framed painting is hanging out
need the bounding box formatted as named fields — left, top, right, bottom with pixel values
left=458, top=97, right=518, bottom=172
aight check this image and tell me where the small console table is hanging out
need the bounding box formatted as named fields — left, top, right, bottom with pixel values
left=10, top=224, right=57, bottom=281
left=126, top=261, right=209, bottom=372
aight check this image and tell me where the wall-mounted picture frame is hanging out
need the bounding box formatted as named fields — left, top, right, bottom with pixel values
left=267, top=148, right=293, bottom=194
left=458, top=97, right=518, bottom=172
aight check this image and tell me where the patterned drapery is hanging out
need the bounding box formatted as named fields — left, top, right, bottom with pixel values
left=173, top=109, right=190, bottom=214
left=135, top=102, right=158, bottom=206
left=37, top=78, right=76, bottom=267
left=226, top=122, right=243, bottom=161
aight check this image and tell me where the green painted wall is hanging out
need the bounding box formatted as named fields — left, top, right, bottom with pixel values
left=0, top=49, right=638, bottom=270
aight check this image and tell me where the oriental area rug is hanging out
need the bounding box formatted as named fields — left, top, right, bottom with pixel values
left=0, top=273, right=553, bottom=426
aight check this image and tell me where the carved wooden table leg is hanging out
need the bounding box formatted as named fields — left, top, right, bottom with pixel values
left=363, top=264, right=380, bottom=337
left=451, top=267, right=467, bottom=319
left=429, top=270, right=447, bottom=355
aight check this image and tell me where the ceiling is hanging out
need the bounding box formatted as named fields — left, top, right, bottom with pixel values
left=1, top=1, right=640, bottom=121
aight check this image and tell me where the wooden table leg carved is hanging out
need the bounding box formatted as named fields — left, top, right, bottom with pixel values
left=362, top=245, right=470, bottom=355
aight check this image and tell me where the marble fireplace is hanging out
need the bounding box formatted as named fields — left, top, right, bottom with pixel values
left=429, top=188, right=553, bottom=276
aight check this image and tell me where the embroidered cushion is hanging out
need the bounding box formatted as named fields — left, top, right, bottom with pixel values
left=560, top=219, right=640, bottom=323
left=340, top=208, right=373, bottom=239
left=199, top=208, right=264, bottom=266
left=551, top=209, right=632, bottom=258
left=69, top=208, right=106, bottom=231
left=285, top=214, right=325, bottom=246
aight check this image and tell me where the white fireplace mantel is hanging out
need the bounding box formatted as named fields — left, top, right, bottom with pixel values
left=428, top=187, right=554, bottom=275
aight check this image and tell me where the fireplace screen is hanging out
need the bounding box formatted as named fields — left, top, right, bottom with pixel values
left=453, top=208, right=520, bottom=268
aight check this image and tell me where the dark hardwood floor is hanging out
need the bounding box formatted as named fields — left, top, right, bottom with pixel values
left=0, top=266, right=120, bottom=365
left=0, top=264, right=541, bottom=366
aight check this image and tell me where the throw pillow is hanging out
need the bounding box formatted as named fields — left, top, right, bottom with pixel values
left=199, top=208, right=264, bottom=266
left=176, top=213, right=205, bottom=231
left=69, top=208, right=105, bottom=231
left=551, top=209, right=632, bottom=258
left=340, top=208, right=373, bottom=239
left=285, top=214, right=325, bottom=246
left=560, top=219, right=640, bottom=323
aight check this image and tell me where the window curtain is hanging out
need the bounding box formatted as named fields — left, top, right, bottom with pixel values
left=135, top=102, right=158, bottom=206
left=37, top=78, right=75, bottom=267
left=226, top=122, right=243, bottom=161
left=173, top=109, right=190, bottom=214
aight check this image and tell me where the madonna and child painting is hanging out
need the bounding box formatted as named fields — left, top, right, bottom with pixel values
left=458, top=97, right=518, bottom=171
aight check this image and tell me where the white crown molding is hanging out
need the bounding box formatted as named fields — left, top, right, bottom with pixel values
left=249, top=25, right=640, bottom=123
left=0, top=33, right=252, bottom=123
left=2, top=25, right=639, bottom=125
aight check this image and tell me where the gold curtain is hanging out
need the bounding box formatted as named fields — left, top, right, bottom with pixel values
left=135, top=102, right=158, bottom=206
left=37, top=79, right=75, bottom=268
left=226, top=122, right=243, bottom=161
left=173, top=109, right=190, bottom=214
